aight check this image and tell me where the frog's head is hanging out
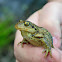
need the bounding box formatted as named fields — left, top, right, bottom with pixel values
left=15, top=20, right=37, bottom=33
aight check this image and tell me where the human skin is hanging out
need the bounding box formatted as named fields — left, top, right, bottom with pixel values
left=48, top=0, right=62, bottom=2
left=14, top=2, right=62, bottom=62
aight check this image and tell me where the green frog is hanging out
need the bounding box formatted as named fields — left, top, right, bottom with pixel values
left=15, top=20, right=54, bottom=57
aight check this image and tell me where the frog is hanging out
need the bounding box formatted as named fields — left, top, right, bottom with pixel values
left=15, top=20, right=54, bottom=57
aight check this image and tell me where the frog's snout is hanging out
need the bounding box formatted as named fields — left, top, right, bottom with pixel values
left=15, top=24, right=18, bottom=29
left=15, top=23, right=22, bottom=30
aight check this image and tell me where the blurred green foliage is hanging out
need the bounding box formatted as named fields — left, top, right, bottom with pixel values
left=0, top=21, right=15, bottom=48
left=0, top=9, right=16, bottom=48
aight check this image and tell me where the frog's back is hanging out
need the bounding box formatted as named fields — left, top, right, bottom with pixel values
left=39, top=27, right=54, bottom=48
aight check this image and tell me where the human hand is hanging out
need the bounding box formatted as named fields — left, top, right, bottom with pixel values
left=14, top=2, right=62, bottom=62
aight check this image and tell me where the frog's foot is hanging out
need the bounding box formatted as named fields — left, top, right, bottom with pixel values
left=17, top=40, right=29, bottom=47
left=42, top=49, right=48, bottom=57
left=49, top=50, right=52, bottom=58
left=17, top=41, right=24, bottom=47
left=42, top=49, right=52, bottom=57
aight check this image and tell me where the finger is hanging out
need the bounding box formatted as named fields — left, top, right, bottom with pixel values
left=38, top=2, right=61, bottom=48
left=52, top=48, right=61, bottom=62
left=45, top=48, right=62, bottom=62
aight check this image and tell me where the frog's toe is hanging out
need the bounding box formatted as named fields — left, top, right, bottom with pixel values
left=42, top=49, right=48, bottom=57
left=42, top=49, right=52, bottom=57
left=17, top=42, right=21, bottom=45
left=49, top=50, right=52, bottom=58
left=42, top=49, right=46, bottom=53
left=17, top=41, right=24, bottom=47
left=45, top=49, right=48, bottom=57
left=17, top=40, right=29, bottom=47
left=21, top=42, right=24, bottom=47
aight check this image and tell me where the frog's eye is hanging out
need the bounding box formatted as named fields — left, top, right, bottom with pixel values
left=24, top=21, right=29, bottom=26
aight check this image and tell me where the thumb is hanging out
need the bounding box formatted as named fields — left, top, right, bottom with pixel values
left=38, top=2, right=61, bottom=48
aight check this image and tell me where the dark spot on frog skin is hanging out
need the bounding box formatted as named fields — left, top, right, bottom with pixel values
left=31, top=25, right=37, bottom=30
left=32, top=34, right=34, bottom=37
left=32, top=26, right=34, bottom=28
left=35, top=28, right=37, bottom=30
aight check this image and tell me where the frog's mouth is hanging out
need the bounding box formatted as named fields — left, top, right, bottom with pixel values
left=15, top=23, right=23, bottom=30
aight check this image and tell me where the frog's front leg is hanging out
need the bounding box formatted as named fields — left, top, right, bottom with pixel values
left=42, top=48, right=52, bottom=57
left=17, top=39, right=29, bottom=47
